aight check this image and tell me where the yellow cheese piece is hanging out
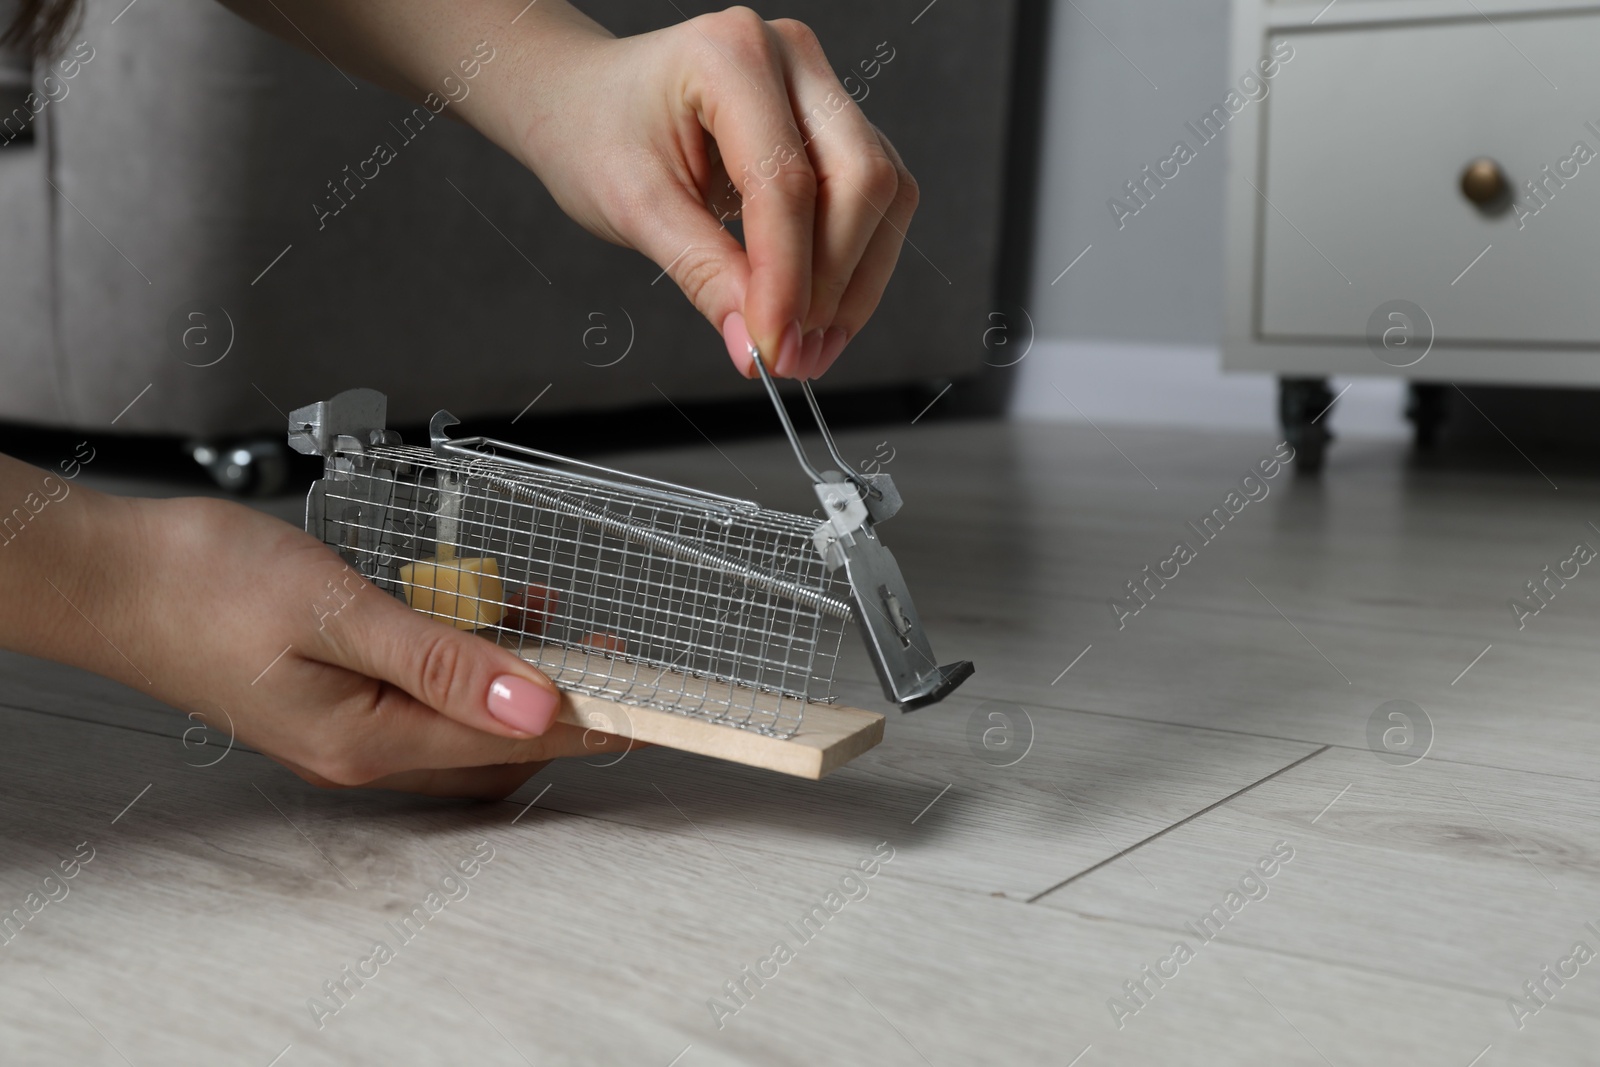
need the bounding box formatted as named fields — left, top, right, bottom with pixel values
left=399, top=550, right=505, bottom=631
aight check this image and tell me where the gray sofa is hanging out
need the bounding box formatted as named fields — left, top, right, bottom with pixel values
left=0, top=0, right=1019, bottom=437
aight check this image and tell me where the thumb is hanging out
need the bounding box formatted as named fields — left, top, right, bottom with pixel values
left=630, top=185, right=757, bottom=375
left=319, top=587, right=565, bottom=740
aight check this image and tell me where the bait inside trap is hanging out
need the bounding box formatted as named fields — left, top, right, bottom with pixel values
left=289, top=374, right=971, bottom=777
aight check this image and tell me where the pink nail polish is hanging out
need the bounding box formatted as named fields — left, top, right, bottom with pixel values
left=722, top=311, right=756, bottom=376
left=487, top=674, right=560, bottom=736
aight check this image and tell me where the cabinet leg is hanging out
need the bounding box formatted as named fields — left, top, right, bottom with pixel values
left=1278, top=377, right=1334, bottom=474
left=1405, top=383, right=1450, bottom=451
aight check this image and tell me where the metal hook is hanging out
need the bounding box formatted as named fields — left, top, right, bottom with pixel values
left=750, top=343, right=827, bottom=484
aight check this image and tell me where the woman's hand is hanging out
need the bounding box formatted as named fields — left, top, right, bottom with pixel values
left=52, top=492, right=632, bottom=798
left=219, top=0, right=920, bottom=379
left=500, top=6, right=920, bottom=380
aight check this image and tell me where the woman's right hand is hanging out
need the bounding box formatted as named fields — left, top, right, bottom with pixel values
left=492, top=5, right=919, bottom=380
left=51, top=491, right=633, bottom=798
left=204, top=1, right=920, bottom=381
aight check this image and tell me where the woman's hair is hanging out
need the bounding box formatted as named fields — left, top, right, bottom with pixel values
left=2, top=0, right=82, bottom=61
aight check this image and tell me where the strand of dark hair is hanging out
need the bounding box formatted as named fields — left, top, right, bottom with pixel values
left=2, top=0, right=82, bottom=61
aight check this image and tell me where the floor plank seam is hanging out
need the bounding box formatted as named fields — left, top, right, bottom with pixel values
left=489, top=792, right=1110, bottom=906
left=14, top=694, right=1593, bottom=799
left=919, top=570, right=1600, bottom=658
left=875, top=689, right=1342, bottom=754
left=875, top=692, right=1600, bottom=786
left=1024, top=745, right=1334, bottom=905
left=1279, top=740, right=1600, bottom=785
left=1, top=700, right=193, bottom=741
left=1040, top=904, right=1600, bottom=1019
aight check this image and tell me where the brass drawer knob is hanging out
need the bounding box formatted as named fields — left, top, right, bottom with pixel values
left=1460, top=157, right=1509, bottom=208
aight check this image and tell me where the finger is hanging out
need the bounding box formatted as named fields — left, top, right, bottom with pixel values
left=282, top=666, right=645, bottom=783
left=814, top=325, right=850, bottom=379
left=314, top=582, right=565, bottom=741
left=687, top=10, right=817, bottom=375
left=350, top=700, right=641, bottom=769
left=798, top=327, right=824, bottom=381
left=768, top=20, right=901, bottom=340
left=721, top=309, right=758, bottom=377
left=626, top=170, right=756, bottom=375
left=814, top=125, right=919, bottom=377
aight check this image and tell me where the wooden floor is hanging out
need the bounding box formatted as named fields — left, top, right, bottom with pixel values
left=5, top=417, right=1600, bottom=1065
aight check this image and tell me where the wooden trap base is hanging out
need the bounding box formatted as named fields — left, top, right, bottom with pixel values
left=511, top=647, right=884, bottom=779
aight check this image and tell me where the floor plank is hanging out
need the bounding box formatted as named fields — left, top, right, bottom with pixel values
left=4, top=706, right=1598, bottom=1066
left=1039, top=744, right=1600, bottom=1011
left=521, top=671, right=1321, bottom=899
left=10, top=417, right=1600, bottom=1063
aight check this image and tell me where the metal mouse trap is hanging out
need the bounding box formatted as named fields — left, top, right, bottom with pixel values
left=287, top=366, right=971, bottom=778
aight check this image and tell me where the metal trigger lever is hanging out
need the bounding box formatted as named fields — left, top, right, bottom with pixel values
left=748, top=343, right=967, bottom=711
left=748, top=345, right=896, bottom=517
left=749, top=344, right=827, bottom=484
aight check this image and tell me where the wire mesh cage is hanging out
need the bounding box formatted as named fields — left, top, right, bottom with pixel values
left=292, top=383, right=971, bottom=744
left=310, top=436, right=851, bottom=738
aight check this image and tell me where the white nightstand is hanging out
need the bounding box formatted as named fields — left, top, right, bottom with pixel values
left=1222, top=0, right=1600, bottom=466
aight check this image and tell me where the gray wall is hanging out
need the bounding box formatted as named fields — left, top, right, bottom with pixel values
left=1016, top=0, right=1407, bottom=436
left=1028, top=0, right=1232, bottom=346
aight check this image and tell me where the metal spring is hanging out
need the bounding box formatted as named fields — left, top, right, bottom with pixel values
left=465, top=464, right=854, bottom=621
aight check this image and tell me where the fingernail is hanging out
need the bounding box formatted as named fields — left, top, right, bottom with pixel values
left=800, top=329, right=825, bottom=379
left=817, top=327, right=849, bottom=376
left=487, top=674, right=560, bottom=736
left=775, top=320, right=803, bottom=377
left=722, top=311, right=756, bottom=377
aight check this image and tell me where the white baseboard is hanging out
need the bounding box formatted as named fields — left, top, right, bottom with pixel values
left=1007, top=339, right=1408, bottom=437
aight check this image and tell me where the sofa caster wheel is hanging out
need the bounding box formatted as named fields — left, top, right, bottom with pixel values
left=188, top=439, right=291, bottom=496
